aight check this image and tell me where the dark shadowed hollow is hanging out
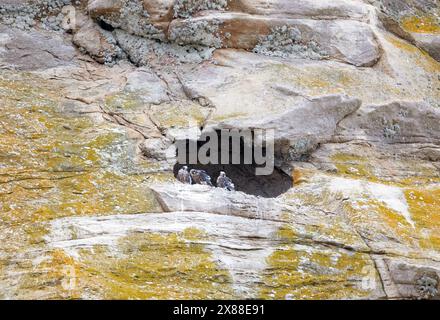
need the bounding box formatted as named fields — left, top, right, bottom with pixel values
left=173, top=131, right=292, bottom=198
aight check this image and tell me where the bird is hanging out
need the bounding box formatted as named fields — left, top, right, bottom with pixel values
left=216, top=171, right=235, bottom=191
left=177, top=166, right=192, bottom=184
left=190, top=169, right=213, bottom=186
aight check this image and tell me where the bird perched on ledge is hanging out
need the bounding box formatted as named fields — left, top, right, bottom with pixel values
left=177, top=166, right=192, bottom=184
left=216, top=171, right=235, bottom=191
left=190, top=169, right=213, bottom=186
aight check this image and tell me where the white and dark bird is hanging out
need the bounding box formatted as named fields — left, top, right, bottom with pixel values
left=216, top=171, right=235, bottom=191
left=177, top=166, right=192, bottom=184
left=190, top=169, right=213, bottom=186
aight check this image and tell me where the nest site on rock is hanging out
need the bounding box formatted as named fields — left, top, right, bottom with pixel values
left=172, top=130, right=293, bottom=198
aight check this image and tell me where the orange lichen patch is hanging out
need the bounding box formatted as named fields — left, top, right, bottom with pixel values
left=401, top=15, right=440, bottom=34
left=76, top=232, right=234, bottom=299
left=405, top=188, right=440, bottom=250
left=291, top=167, right=312, bottom=185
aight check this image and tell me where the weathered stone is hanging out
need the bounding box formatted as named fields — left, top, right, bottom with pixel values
left=0, top=25, right=76, bottom=70
left=168, top=13, right=381, bottom=66
left=124, top=67, right=169, bottom=104
left=72, top=12, right=124, bottom=64
left=151, top=184, right=284, bottom=220
left=336, top=100, right=440, bottom=144
left=413, top=33, right=440, bottom=61
left=381, top=258, right=440, bottom=299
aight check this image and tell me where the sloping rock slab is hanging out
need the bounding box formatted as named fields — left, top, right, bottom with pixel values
left=151, top=184, right=284, bottom=221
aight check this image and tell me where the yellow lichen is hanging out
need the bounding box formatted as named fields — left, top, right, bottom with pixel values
left=331, top=153, right=377, bottom=181
left=330, top=152, right=440, bottom=188
left=401, top=15, right=440, bottom=34
left=213, top=112, right=247, bottom=122
left=0, top=74, right=163, bottom=225
left=104, top=92, right=145, bottom=111
left=386, top=35, right=440, bottom=74
left=75, top=232, right=235, bottom=299
left=150, top=102, right=207, bottom=128
left=19, top=249, right=82, bottom=299
left=259, top=246, right=374, bottom=299
left=405, top=188, right=440, bottom=250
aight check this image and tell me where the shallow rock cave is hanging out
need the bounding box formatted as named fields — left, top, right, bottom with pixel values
left=173, top=131, right=292, bottom=198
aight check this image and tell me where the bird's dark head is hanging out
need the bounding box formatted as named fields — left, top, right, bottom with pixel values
left=190, top=169, right=197, bottom=175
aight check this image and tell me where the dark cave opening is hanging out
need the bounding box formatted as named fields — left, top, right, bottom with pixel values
left=97, top=19, right=115, bottom=32
left=173, top=131, right=292, bottom=198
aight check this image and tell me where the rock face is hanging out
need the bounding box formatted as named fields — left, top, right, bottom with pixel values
left=0, top=25, right=76, bottom=70
left=169, top=14, right=381, bottom=66
left=376, top=0, right=440, bottom=61
left=81, top=0, right=383, bottom=66
left=0, top=0, right=440, bottom=300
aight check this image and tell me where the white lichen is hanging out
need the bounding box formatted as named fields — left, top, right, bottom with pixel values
left=169, top=20, right=223, bottom=48
left=253, top=25, right=328, bottom=60
left=0, top=0, right=75, bottom=31
left=100, top=0, right=164, bottom=41
left=173, top=0, right=228, bottom=19
left=114, top=29, right=215, bottom=66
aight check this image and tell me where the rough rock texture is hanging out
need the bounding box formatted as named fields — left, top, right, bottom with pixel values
left=0, top=0, right=440, bottom=300
left=168, top=13, right=381, bottom=66
left=0, top=25, right=76, bottom=70
left=375, top=0, right=440, bottom=61
left=72, top=11, right=124, bottom=64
